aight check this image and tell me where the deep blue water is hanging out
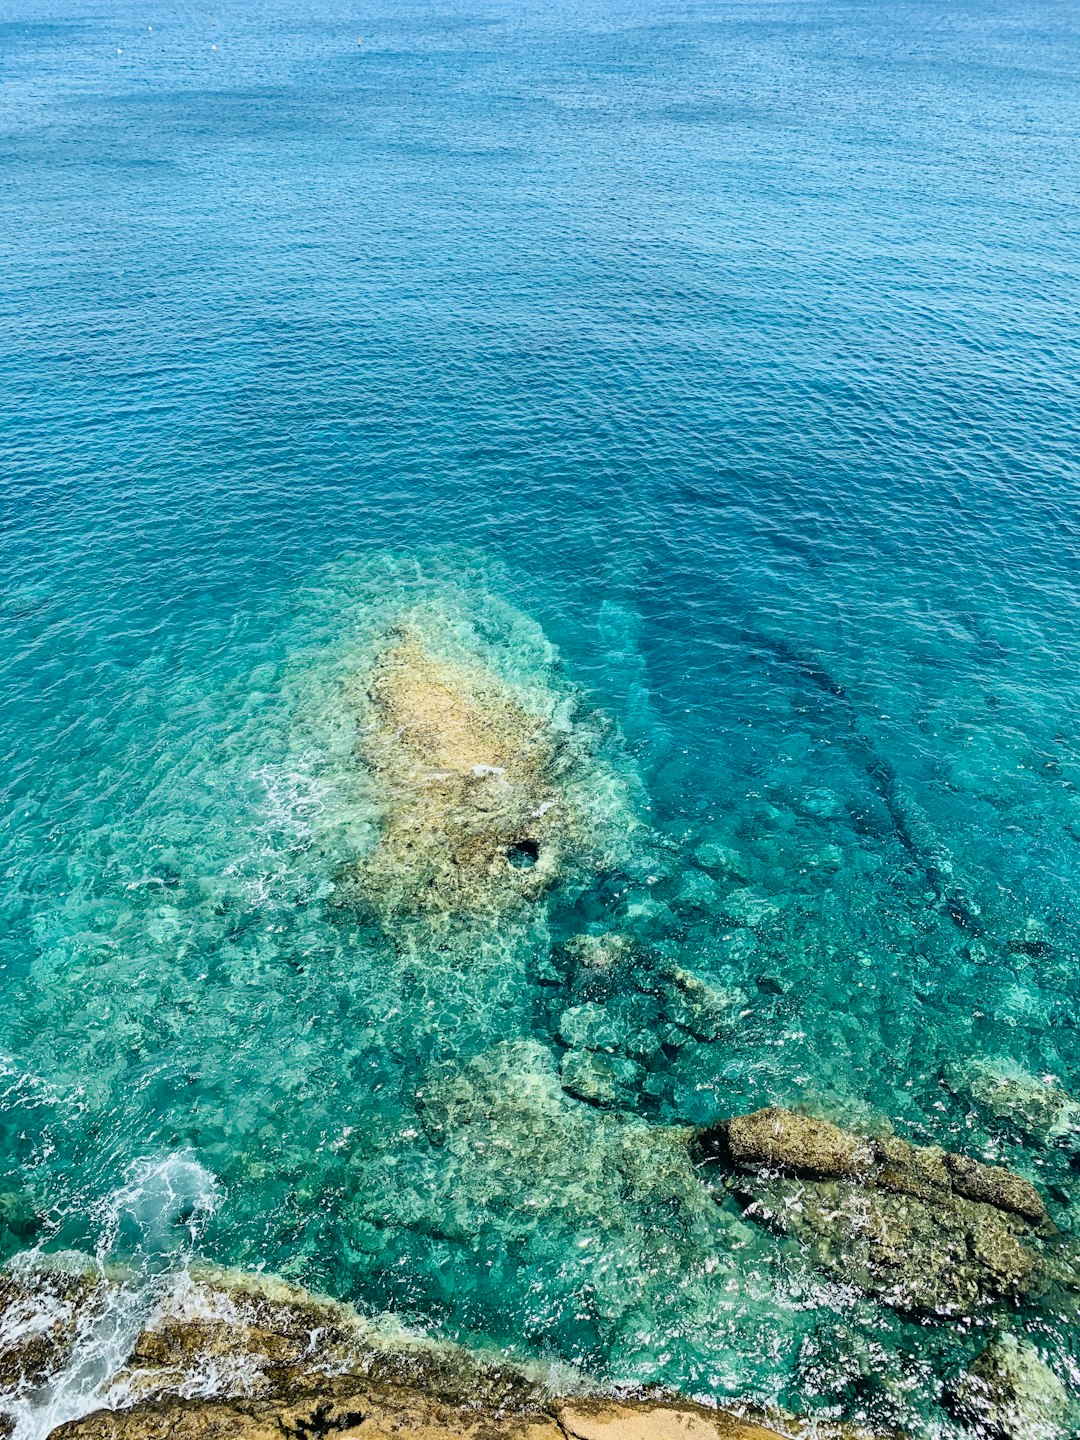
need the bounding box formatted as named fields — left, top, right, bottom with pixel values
left=2, top=0, right=1080, bottom=1433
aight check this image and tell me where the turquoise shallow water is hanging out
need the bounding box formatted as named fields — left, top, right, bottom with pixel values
left=3, top=0, right=1080, bottom=1432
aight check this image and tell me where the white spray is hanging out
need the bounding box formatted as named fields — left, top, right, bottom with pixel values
left=4, top=1153, right=222, bottom=1440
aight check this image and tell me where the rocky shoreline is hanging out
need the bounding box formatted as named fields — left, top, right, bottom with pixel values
left=0, top=1261, right=804, bottom=1440
left=2, top=1107, right=1074, bottom=1440
left=48, top=1396, right=795, bottom=1440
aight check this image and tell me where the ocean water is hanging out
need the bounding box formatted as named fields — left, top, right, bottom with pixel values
left=2, top=0, right=1080, bottom=1433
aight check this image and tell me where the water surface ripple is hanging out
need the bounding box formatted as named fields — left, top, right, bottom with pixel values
left=2, top=0, right=1080, bottom=1434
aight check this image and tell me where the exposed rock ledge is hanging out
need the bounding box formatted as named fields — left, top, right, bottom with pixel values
left=0, top=1264, right=829, bottom=1440
left=695, top=1107, right=1071, bottom=1318
left=8, top=1109, right=1067, bottom=1439
left=48, top=1392, right=797, bottom=1440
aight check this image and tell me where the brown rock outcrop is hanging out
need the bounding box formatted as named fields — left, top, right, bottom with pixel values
left=332, top=627, right=564, bottom=918
left=49, top=1392, right=791, bottom=1440
left=0, top=1266, right=794, bottom=1440
left=696, top=1108, right=1055, bottom=1318
left=720, top=1108, right=876, bottom=1181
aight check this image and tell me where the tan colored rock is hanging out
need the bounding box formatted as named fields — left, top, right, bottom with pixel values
left=49, top=1393, right=797, bottom=1440
left=49, top=1391, right=567, bottom=1440
left=0, top=1253, right=907, bottom=1440
left=944, top=1154, right=1047, bottom=1225
left=557, top=1398, right=784, bottom=1440
left=875, top=1139, right=951, bottom=1201
left=332, top=627, right=565, bottom=919
left=48, top=1395, right=794, bottom=1440
left=721, top=1108, right=876, bottom=1180
left=698, top=1108, right=1055, bottom=1318
left=330, top=624, right=632, bottom=925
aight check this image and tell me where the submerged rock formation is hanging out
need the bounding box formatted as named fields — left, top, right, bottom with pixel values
left=330, top=620, right=637, bottom=925
left=944, top=1059, right=1080, bottom=1147
left=696, top=1107, right=1059, bottom=1318
left=0, top=1262, right=790, bottom=1440
left=946, top=1332, right=1074, bottom=1440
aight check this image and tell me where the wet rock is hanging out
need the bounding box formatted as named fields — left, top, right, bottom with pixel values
left=691, top=842, right=747, bottom=882
left=49, top=1392, right=792, bottom=1440
left=657, top=967, right=740, bottom=1043
left=560, top=1049, right=642, bottom=1108
left=696, top=1107, right=1053, bottom=1317
left=944, top=1152, right=1047, bottom=1224
left=672, top=871, right=718, bottom=916
left=330, top=628, right=565, bottom=918
left=562, top=933, right=635, bottom=974
left=945, top=1059, right=1080, bottom=1145
left=0, top=1192, right=42, bottom=1245
left=6, top=1263, right=792, bottom=1440
left=947, top=1333, right=1072, bottom=1440
left=0, top=1257, right=100, bottom=1395
left=558, top=1005, right=628, bottom=1054
left=704, top=1107, right=876, bottom=1180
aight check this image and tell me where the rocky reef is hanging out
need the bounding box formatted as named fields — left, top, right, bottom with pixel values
left=0, top=1262, right=792, bottom=1440
left=694, top=1108, right=1074, bottom=1319
left=330, top=616, right=638, bottom=926
left=943, top=1060, right=1080, bottom=1148
left=6, top=572, right=1078, bottom=1440
left=46, top=1395, right=791, bottom=1440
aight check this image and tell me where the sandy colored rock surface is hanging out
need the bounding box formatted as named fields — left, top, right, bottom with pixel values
left=556, top=1399, right=788, bottom=1440
left=331, top=623, right=631, bottom=924
left=50, top=1393, right=796, bottom=1440
left=48, top=1389, right=567, bottom=1440
left=333, top=626, right=565, bottom=918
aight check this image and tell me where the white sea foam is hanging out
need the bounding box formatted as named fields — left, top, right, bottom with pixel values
left=3, top=1154, right=222, bottom=1440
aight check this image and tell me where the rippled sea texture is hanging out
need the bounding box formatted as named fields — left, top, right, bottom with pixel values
left=2, top=0, right=1080, bottom=1434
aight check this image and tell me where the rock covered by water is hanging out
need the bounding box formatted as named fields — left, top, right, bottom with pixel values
left=695, top=1108, right=1067, bottom=1318
left=943, top=1060, right=1080, bottom=1148
left=329, top=608, right=643, bottom=926
left=946, top=1332, right=1074, bottom=1440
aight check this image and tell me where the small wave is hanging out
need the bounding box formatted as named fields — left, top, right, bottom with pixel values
left=2, top=1152, right=222, bottom=1440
